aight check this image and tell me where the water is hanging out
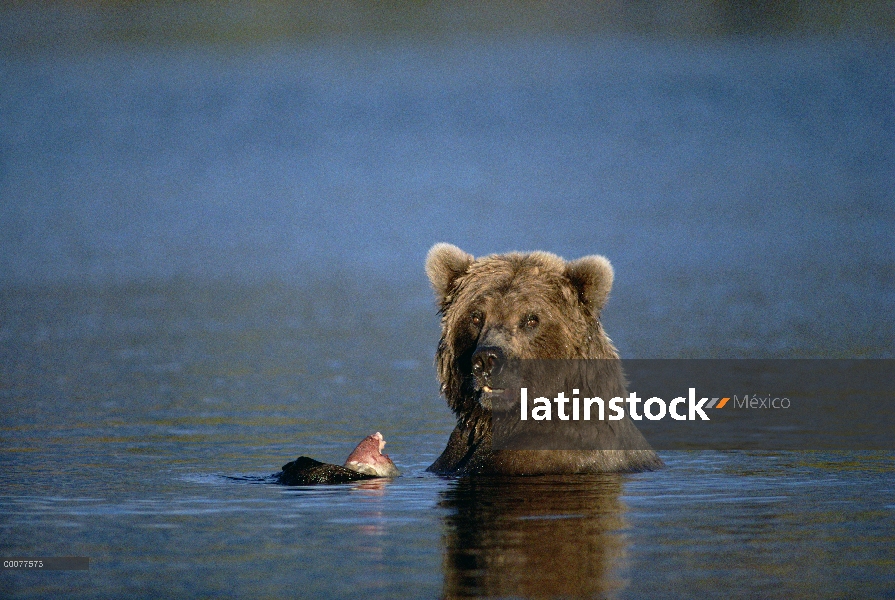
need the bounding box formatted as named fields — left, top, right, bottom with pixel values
left=2, top=283, right=893, bottom=598
left=1, top=8, right=894, bottom=598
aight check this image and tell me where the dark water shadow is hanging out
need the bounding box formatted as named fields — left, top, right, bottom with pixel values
left=218, top=473, right=402, bottom=496
left=220, top=474, right=277, bottom=484
left=438, top=475, right=629, bottom=599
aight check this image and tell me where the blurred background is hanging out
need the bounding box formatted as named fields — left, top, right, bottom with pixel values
left=1, top=0, right=893, bottom=359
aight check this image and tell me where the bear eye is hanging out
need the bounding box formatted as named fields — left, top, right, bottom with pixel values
left=523, top=314, right=539, bottom=329
left=470, top=312, right=484, bottom=328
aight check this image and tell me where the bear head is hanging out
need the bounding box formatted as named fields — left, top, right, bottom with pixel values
left=426, top=243, right=620, bottom=421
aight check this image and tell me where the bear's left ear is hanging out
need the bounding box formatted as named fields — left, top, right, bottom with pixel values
left=564, top=255, right=614, bottom=312
left=426, top=243, right=474, bottom=305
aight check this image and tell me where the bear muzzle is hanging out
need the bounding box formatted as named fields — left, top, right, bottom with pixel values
left=472, top=344, right=512, bottom=409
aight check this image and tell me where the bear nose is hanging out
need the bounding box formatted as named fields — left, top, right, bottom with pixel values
left=472, top=346, right=504, bottom=378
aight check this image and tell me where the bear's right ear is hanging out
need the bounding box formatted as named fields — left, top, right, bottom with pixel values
left=426, top=243, right=474, bottom=304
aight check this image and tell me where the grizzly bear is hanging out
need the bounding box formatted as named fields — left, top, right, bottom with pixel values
left=425, top=243, right=663, bottom=475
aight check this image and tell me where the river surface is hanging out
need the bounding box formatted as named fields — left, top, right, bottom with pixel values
left=1, top=21, right=894, bottom=600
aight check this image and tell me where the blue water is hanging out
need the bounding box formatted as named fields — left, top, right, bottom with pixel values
left=1, top=16, right=894, bottom=600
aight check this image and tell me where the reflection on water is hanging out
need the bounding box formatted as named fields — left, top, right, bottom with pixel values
left=440, top=475, right=627, bottom=598
left=1, top=278, right=893, bottom=599
left=1, top=275, right=894, bottom=597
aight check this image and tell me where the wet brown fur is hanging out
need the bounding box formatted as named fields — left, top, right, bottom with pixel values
left=425, top=243, right=663, bottom=475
